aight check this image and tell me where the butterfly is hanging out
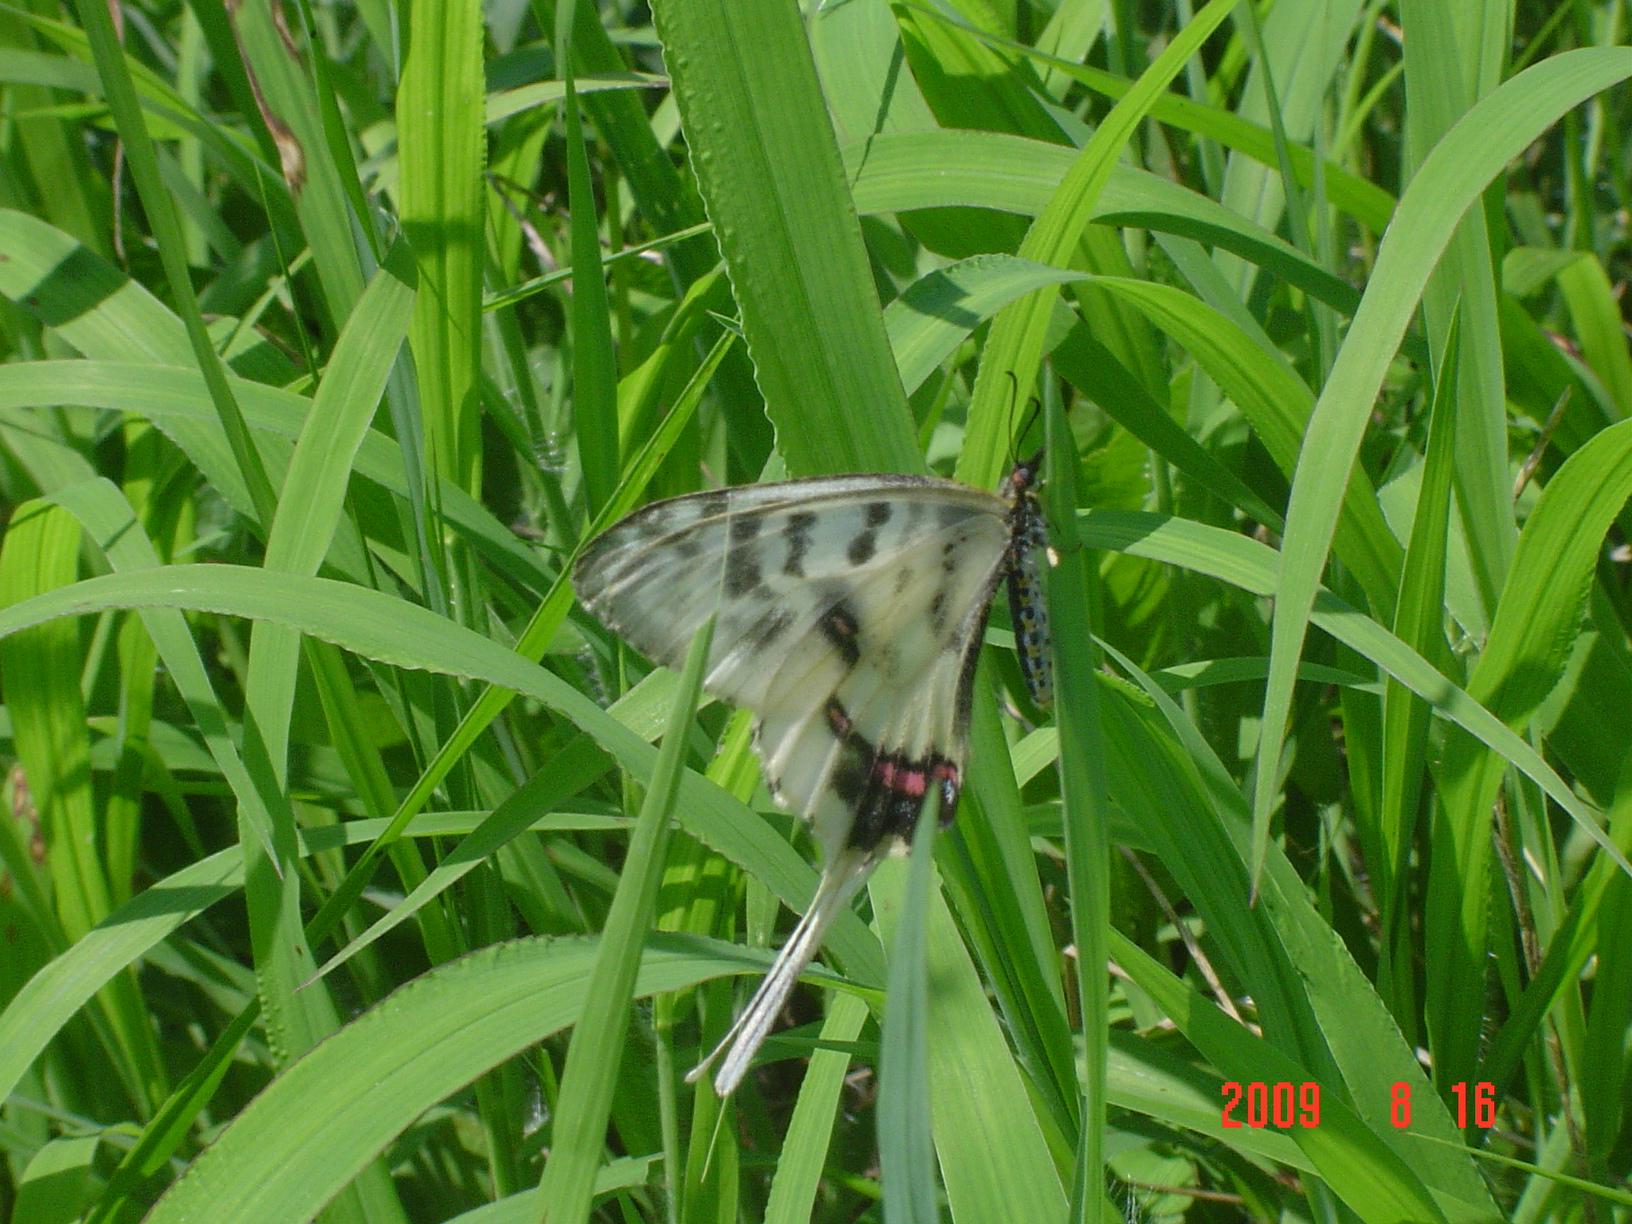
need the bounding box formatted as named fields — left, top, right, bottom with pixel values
left=572, top=454, right=1052, bottom=1095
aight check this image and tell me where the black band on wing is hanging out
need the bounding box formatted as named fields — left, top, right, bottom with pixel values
left=825, top=698, right=961, bottom=853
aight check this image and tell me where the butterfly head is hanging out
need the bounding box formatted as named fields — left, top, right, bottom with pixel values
left=1004, top=447, right=1046, bottom=502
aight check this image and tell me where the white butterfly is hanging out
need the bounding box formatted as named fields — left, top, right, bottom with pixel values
left=573, top=456, right=1051, bottom=1095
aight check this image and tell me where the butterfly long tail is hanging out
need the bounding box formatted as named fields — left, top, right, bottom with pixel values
left=688, top=849, right=876, bottom=1096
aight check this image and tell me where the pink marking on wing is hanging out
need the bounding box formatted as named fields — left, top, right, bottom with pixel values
left=825, top=699, right=853, bottom=737
left=875, top=758, right=928, bottom=797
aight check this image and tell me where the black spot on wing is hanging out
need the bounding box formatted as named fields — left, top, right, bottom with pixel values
left=725, top=550, right=764, bottom=597
left=724, top=511, right=767, bottom=597
left=817, top=596, right=861, bottom=668
left=929, top=590, right=948, bottom=636
left=783, top=511, right=816, bottom=578
left=846, top=501, right=895, bottom=567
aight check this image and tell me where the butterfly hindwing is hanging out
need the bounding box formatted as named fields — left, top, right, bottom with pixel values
left=749, top=513, right=1002, bottom=861
left=573, top=474, right=1017, bottom=857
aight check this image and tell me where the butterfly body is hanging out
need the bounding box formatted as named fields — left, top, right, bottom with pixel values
left=1004, top=460, right=1054, bottom=709
left=573, top=460, right=1050, bottom=1093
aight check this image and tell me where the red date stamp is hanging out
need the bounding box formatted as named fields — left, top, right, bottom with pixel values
left=1389, top=1081, right=1498, bottom=1129
left=1220, top=1081, right=1320, bottom=1128
left=1221, top=1081, right=1498, bottom=1129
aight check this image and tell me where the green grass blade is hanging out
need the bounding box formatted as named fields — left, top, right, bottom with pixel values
left=650, top=0, right=919, bottom=475
left=761, top=991, right=871, bottom=1224
left=878, top=805, right=939, bottom=1224
left=141, top=936, right=730, bottom=1224
left=959, top=0, right=1241, bottom=489
left=534, top=616, right=713, bottom=1224
left=1254, top=48, right=1632, bottom=887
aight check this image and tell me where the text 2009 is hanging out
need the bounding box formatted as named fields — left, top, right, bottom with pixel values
left=1220, top=1081, right=1320, bottom=1129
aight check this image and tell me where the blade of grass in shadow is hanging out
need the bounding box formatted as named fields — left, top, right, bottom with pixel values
left=1050, top=321, right=1284, bottom=531
left=533, top=616, right=714, bottom=1224
left=937, top=689, right=1078, bottom=1147
left=0, top=502, right=162, bottom=1120
left=1556, top=253, right=1632, bottom=416
left=1482, top=778, right=1632, bottom=1095
left=844, top=132, right=1364, bottom=318
left=485, top=223, right=714, bottom=313
left=1577, top=803, right=1632, bottom=1174
left=0, top=212, right=285, bottom=515
left=1064, top=274, right=1401, bottom=615
left=886, top=255, right=1089, bottom=396
left=892, top=0, right=1395, bottom=234
left=399, top=0, right=485, bottom=500
left=84, top=999, right=262, bottom=1224
left=1403, top=4, right=1513, bottom=637
left=218, top=0, right=368, bottom=322
left=71, top=0, right=277, bottom=527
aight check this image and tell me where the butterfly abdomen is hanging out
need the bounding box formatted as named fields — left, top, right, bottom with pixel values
left=1004, top=460, right=1054, bottom=710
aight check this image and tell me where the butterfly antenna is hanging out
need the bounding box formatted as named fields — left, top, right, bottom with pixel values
left=687, top=850, right=875, bottom=1096
left=1003, top=371, right=1021, bottom=462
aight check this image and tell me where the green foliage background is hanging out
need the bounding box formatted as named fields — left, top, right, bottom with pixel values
left=0, top=0, right=1629, bottom=1220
